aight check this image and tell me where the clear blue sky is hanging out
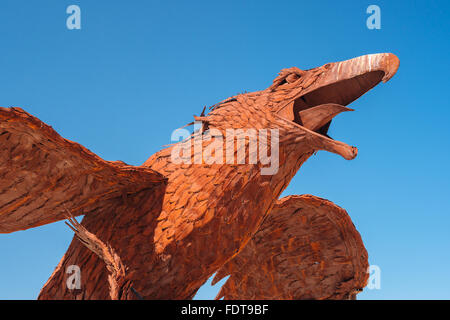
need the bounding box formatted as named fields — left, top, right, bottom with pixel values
left=0, top=0, right=449, bottom=299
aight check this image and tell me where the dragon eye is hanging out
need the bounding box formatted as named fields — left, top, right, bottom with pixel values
left=285, top=73, right=300, bottom=83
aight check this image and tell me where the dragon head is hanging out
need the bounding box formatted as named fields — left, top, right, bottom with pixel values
left=266, top=52, right=400, bottom=159
left=201, top=53, right=399, bottom=168
left=204, top=53, right=399, bottom=163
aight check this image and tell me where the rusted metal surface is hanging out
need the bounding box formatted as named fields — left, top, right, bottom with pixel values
left=0, top=53, right=399, bottom=299
left=213, top=195, right=369, bottom=300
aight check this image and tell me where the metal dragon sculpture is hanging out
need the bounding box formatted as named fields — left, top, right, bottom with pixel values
left=0, top=53, right=399, bottom=300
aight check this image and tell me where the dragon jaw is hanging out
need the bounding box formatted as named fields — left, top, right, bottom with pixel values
left=271, top=53, right=400, bottom=159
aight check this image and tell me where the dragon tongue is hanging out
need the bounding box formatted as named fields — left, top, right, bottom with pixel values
left=298, top=103, right=354, bottom=132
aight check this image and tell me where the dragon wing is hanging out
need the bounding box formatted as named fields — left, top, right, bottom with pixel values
left=0, top=107, right=166, bottom=233
left=212, top=194, right=369, bottom=300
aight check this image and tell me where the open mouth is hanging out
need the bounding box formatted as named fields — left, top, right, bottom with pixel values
left=275, top=53, right=399, bottom=160
left=292, top=70, right=385, bottom=138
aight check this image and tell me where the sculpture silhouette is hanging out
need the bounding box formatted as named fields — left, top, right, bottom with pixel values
left=0, top=53, right=399, bottom=299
